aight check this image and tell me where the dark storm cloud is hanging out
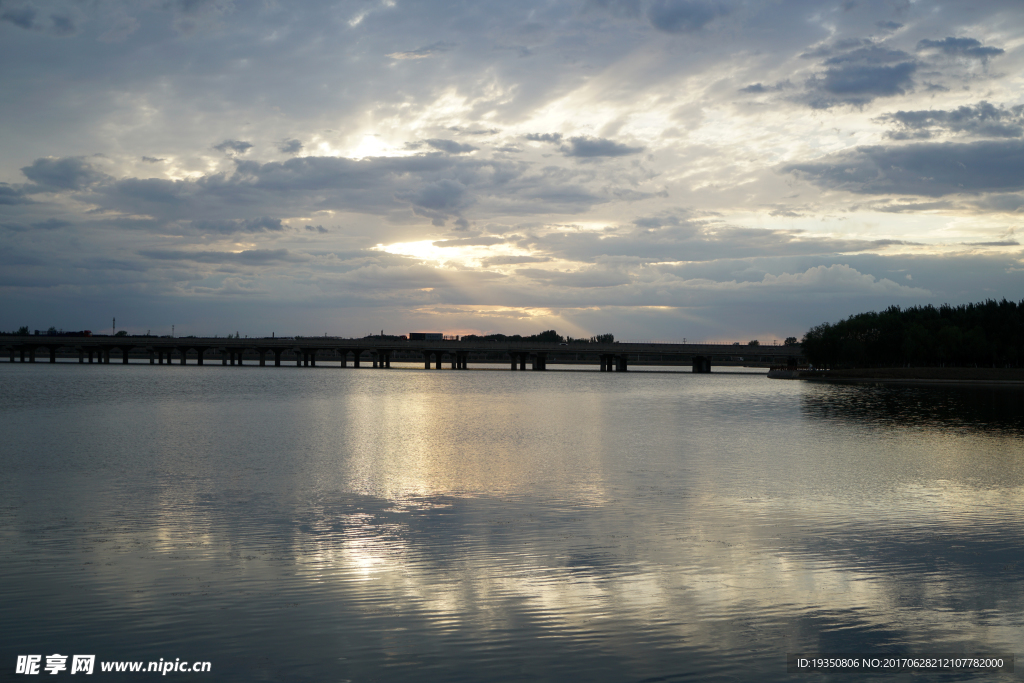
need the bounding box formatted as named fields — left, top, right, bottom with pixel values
left=1, top=6, right=79, bottom=36
left=31, top=218, right=71, bottom=230
left=739, top=81, right=792, bottom=94
left=0, top=5, right=34, bottom=29
left=401, top=179, right=469, bottom=226
left=646, top=0, right=729, bottom=33
left=784, top=140, right=1024, bottom=197
left=0, top=184, right=32, bottom=205
left=387, top=41, right=455, bottom=60
left=278, top=139, right=303, bottom=154
left=213, top=140, right=253, bottom=155
left=190, top=217, right=285, bottom=234
left=139, top=248, right=304, bottom=264
left=917, top=37, right=1004, bottom=61
left=141, top=156, right=166, bottom=163
left=232, top=155, right=454, bottom=193
left=878, top=102, right=1024, bottom=140
left=560, top=136, right=644, bottom=158
left=81, top=154, right=606, bottom=229
left=305, top=224, right=329, bottom=233
left=423, top=139, right=479, bottom=154
left=799, top=41, right=926, bottom=108
left=527, top=133, right=644, bottom=158
left=104, top=177, right=188, bottom=210
left=823, top=45, right=913, bottom=65
left=49, top=13, right=75, bottom=36
left=806, top=61, right=916, bottom=108
left=20, top=157, right=110, bottom=192
left=410, top=182, right=464, bottom=214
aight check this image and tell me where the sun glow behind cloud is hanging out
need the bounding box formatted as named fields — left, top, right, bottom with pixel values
left=375, top=239, right=537, bottom=269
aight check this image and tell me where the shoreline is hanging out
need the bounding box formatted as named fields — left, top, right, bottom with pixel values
left=769, top=367, right=1024, bottom=386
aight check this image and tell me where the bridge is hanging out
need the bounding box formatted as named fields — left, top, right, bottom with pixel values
left=0, top=336, right=804, bottom=373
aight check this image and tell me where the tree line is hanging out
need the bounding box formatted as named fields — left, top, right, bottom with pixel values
left=801, top=299, right=1024, bottom=369
left=461, top=330, right=615, bottom=344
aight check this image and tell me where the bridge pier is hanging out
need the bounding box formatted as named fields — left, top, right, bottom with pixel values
left=352, top=349, right=364, bottom=368
left=274, top=349, right=282, bottom=367
left=196, top=347, right=207, bottom=365
left=692, top=355, right=711, bottom=373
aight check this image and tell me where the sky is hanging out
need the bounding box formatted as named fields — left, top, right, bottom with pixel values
left=1, top=0, right=1023, bottom=342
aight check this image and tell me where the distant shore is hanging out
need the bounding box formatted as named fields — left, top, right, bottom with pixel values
left=769, top=367, right=1024, bottom=386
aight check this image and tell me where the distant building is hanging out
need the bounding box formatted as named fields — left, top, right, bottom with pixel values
left=408, top=332, right=444, bottom=340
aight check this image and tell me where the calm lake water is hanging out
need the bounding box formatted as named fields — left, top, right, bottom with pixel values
left=1, top=362, right=1022, bottom=681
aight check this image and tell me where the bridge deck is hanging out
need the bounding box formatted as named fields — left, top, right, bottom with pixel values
left=1, top=336, right=804, bottom=371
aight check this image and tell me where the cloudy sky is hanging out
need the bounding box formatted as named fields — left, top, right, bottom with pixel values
left=2, top=0, right=1022, bottom=341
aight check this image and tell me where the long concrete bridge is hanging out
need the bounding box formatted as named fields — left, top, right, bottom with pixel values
left=0, top=335, right=804, bottom=372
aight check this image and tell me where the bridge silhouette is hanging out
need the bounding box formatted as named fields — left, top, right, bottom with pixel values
left=1, top=336, right=804, bottom=373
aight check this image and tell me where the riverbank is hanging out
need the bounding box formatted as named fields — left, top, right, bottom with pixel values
left=770, top=367, right=1024, bottom=385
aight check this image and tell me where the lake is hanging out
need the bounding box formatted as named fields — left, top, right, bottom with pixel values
left=1, top=362, right=1021, bottom=681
